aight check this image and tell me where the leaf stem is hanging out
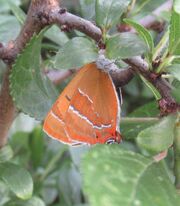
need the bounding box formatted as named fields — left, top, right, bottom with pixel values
left=121, top=117, right=159, bottom=123
left=127, top=0, right=136, bottom=14
left=152, top=30, right=169, bottom=62
left=156, top=56, right=174, bottom=73
left=161, top=74, right=174, bottom=79
left=40, top=147, right=67, bottom=181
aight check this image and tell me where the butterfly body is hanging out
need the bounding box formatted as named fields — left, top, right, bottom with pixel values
left=43, top=63, right=121, bottom=146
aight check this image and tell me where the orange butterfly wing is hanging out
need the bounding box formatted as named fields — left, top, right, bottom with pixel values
left=65, top=63, right=120, bottom=144
left=43, top=65, right=90, bottom=145
left=43, top=63, right=121, bottom=145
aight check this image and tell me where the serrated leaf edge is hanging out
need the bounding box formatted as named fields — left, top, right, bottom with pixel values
left=9, top=33, right=44, bottom=120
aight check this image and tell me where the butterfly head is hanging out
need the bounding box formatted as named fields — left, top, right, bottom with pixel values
left=106, top=131, right=122, bottom=144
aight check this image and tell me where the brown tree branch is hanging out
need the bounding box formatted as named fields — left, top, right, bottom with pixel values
left=110, top=68, right=134, bottom=87
left=46, top=66, right=134, bottom=87
left=0, top=0, right=60, bottom=148
left=0, top=69, right=17, bottom=147
left=124, top=57, right=172, bottom=99
left=1, top=0, right=60, bottom=63
left=51, top=9, right=102, bottom=42
left=45, top=69, right=77, bottom=85
left=0, top=0, right=178, bottom=148
left=124, top=57, right=179, bottom=115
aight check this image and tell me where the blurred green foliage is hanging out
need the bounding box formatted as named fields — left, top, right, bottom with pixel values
left=0, top=0, right=180, bottom=205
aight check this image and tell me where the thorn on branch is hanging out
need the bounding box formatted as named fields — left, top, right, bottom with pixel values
left=0, top=41, right=15, bottom=65
left=116, top=23, right=131, bottom=32
left=60, top=24, right=73, bottom=32
left=158, top=99, right=180, bottom=116
left=98, top=40, right=106, bottom=50
left=149, top=72, right=161, bottom=81
left=147, top=21, right=166, bottom=33
left=152, top=57, right=162, bottom=69
left=58, top=8, right=67, bottom=14
left=36, top=11, right=50, bottom=25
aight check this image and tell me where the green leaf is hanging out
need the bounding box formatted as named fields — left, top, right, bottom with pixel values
left=0, top=15, right=20, bottom=43
left=121, top=101, right=159, bottom=140
left=0, top=180, right=9, bottom=205
left=140, top=75, right=161, bottom=100
left=82, top=145, right=180, bottom=206
left=95, top=0, right=131, bottom=29
left=121, top=120, right=156, bottom=140
left=124, top=19, right=154, bottom=52
left=7, top=0, right=26, bottom=25
left=137, top=115, right=176, bottom=153
left=172, top=79, right=180, bottom=103
left=9, top=113, right=38, bottom=135
left=132, top=0, right=166, bottom=20
left=23, top=197, right=45, bottom=206
left=0, top=163, right=33, bottom=200
left=123, top=76, right=141, bottom=97
left=106, top=33, right=147, bottom=59
left=80, top=0, right=95, bottom=20
left=70, top=146, right=89, bottom=167
left=58, top=162, right=82, bottom=206
left=45, top=25, right=69, bottom=46
left=9, top=131, right=31, bottom=166
left=74, top=205, right=88, bottom=206
left=40, top=147, right=67, bottom=181
left=174, top=114, right=180, bottom=188
left=0, top=0, right=20, bottom=13
left=167, top=64, right=180, bottom=81
left=10, top=32, right=58, bottom=120
left=172, top=88, right=180, bottom=102
left=0, top=145, right=13, bottom=163
left=174, top=0, right=180, bottom=14
left=142, top=85, right=158, bottom=100
left=54, top=37, right=98, bottom=69
left=10, top=131, right=30, bottom=150
left=124, top=19, right=154, bottom=63
left=29, top=126, right=44, bottom=168
left=169, top=10, right=180, bottom=55
left=41, top=175, right=58, bottom=205
left=4, top=197, right=45, bottom=206
left=153, top=30, right=169, bottom=62
left=128, top=101, right=159, bottom=117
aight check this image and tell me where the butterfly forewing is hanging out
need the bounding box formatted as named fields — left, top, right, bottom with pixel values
left=65, top=63, right=120, bottom=144
left=43, top=65, right=90, bottom=145
left=43, top=62, right=120, bottom=145
left=43, top=110, right=72, bottom=144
